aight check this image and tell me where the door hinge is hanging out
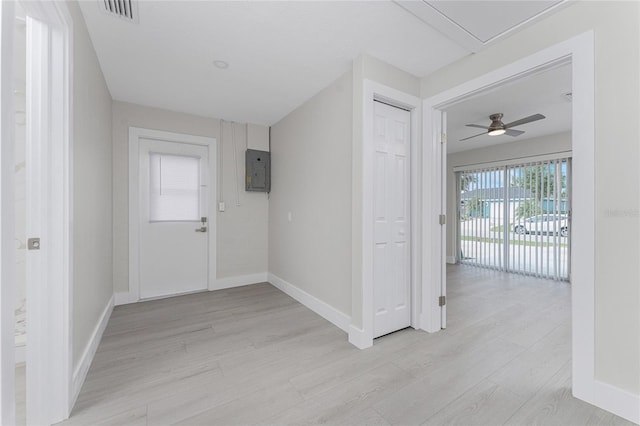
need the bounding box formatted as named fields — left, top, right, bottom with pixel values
left=439, top=295, right=446, bottom=307
left=439, top=214, right=446, bottom=225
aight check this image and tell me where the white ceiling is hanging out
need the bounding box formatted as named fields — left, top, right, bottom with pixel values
left=445, top=63, right=572, bottom=154
left=78, top=1, right=571, bottom=126
left=426, top=1, right=562, bottom=43
left=79, top=1, right=472, bottom=125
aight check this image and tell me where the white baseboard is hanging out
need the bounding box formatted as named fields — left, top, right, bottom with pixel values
left=446, top=256, right=456, bottom=264
left=71, top=295, right=114, bottom=409
left=348, top=325, right=373, bottom=349
left=115, top=273, right=268, bottom=306
left=268, top=273, right=351, bottom=333
left=213, top=272, right=268, bottom=291
left=591, top=380, right=640, bottom=424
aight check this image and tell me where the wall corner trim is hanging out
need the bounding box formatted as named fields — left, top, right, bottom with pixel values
left=268, top=273, right=351, bottom=333
left=71, top=295, right=114, bottom=410
left=348, top=325, right=373, bottom=349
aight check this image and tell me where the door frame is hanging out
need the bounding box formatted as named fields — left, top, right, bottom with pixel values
left=351, top=80, right=422, bottom=348
left=1, top=0, right=74, bottom=424
left=129, top=127, right=217, bottom=302
left=421, top=31, right=631, bottom=421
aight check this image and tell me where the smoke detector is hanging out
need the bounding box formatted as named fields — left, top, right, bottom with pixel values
left=99, top=0, right=138, bottom=23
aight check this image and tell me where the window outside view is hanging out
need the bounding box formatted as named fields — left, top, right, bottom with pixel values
left=458, top=158, right=570, bottom=280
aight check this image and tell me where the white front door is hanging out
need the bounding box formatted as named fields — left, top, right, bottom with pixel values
left=138, top=138, right=209, bottom=299
left=373, top=101, right=411, bottom=338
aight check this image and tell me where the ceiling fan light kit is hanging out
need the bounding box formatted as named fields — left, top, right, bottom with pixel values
left=461, top=112, right=546, bottom=141
left=488, top=128, right=506, bottom=136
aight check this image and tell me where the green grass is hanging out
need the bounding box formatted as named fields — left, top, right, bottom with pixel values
left=460, top=235, right=568, bottom=248
left=489, top=225, right=505, bottom=232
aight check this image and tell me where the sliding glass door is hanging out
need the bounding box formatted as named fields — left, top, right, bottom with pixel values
left=457, top=157, right=571, bottom=281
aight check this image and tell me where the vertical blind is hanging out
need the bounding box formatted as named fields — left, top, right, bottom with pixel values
left=457, top=157, right=571, bottom=281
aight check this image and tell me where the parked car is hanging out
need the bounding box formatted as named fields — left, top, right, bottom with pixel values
left=513, top=214, right=569, bottom=237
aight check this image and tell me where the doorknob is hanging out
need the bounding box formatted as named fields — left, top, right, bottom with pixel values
left=195, top=226, right=207, bottom=232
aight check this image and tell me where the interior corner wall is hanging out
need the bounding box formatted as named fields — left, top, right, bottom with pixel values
left=351, top=54, right=421, bottom=329
left=111, top=101, right=268, bottom=295
left=68, top=1, right=114, bottom=369
left=446, top=131, right=572, bottom=260
left=268, top=70, right=353, bottom=317
left=421, top=2, right=640, bottom=395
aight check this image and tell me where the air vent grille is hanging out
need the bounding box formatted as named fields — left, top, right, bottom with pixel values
left=100, top=0, right=138, bottom=23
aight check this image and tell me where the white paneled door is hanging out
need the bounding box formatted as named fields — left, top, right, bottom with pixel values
left=373, top=101, right=411, bottom=338
left=138, top=138, right=209, bottom=299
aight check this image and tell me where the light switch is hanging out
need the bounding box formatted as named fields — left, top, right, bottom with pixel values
left=218, top=202, right=225, bottom=212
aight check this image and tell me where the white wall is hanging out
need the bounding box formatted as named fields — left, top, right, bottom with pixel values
left=422, top=2, right=639, bottom=395
left=269, top=70, right=353, bottom=316
left=268, top=55, right=421, bottom=326
left=446, top=131, right=572, bottom=259
left=68, top=1, right=114, bottom=368
left=112, top=101, right=269, bottom=294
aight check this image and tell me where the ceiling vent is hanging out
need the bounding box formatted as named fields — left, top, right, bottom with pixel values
left=99, top=0, right=138, bottom=23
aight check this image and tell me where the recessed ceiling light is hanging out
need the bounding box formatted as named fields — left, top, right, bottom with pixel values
left=213, top=60, right=229, bottom=70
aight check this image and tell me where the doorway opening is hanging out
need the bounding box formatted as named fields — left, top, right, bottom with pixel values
left=423, top=32, right=597, bottom=413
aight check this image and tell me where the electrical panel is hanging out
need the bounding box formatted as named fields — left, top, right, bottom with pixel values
left=245, top=149, right=271, bottom=193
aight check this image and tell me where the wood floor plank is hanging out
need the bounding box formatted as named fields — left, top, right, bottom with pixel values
left=489, top=323, right=571, bottom=399
left=504, top=361, right=636, bottom=426
left=421, top=380, right=525, bottom=425
left=55, top=266, right=632, bottom=426
left=268, top=363, right=412, bottom=425
left=173, top=381, right=304, bottom=425
left=373, top=337, right=526, bottom=425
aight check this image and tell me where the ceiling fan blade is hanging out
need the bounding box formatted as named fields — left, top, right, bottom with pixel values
left=459, top=132, right=486, bottom=141
left=504, top=113, right=545, bottom=128
left=466, top=124, right=490, bottom=130
left=505, top=128, right=525, bottom=137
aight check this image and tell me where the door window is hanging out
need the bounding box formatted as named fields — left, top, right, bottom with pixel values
left=149, top=153, right=200, bottom=221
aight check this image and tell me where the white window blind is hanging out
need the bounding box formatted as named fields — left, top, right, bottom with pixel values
left=149, top=153, right=200, bottom=222
left=457, top=157, right=571, bottom=281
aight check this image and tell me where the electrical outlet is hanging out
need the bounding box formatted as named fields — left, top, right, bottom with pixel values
left=218, top=202, right=225, bottom=212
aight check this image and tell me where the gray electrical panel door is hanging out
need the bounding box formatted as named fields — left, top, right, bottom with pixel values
left=245, top=149, right=271, bottom=192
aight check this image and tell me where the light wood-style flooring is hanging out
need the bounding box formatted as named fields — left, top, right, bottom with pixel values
left=56, top=265, right=634, bottom=425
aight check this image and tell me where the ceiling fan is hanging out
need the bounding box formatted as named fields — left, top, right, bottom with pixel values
left=460, top=113, right=546, bottom=141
